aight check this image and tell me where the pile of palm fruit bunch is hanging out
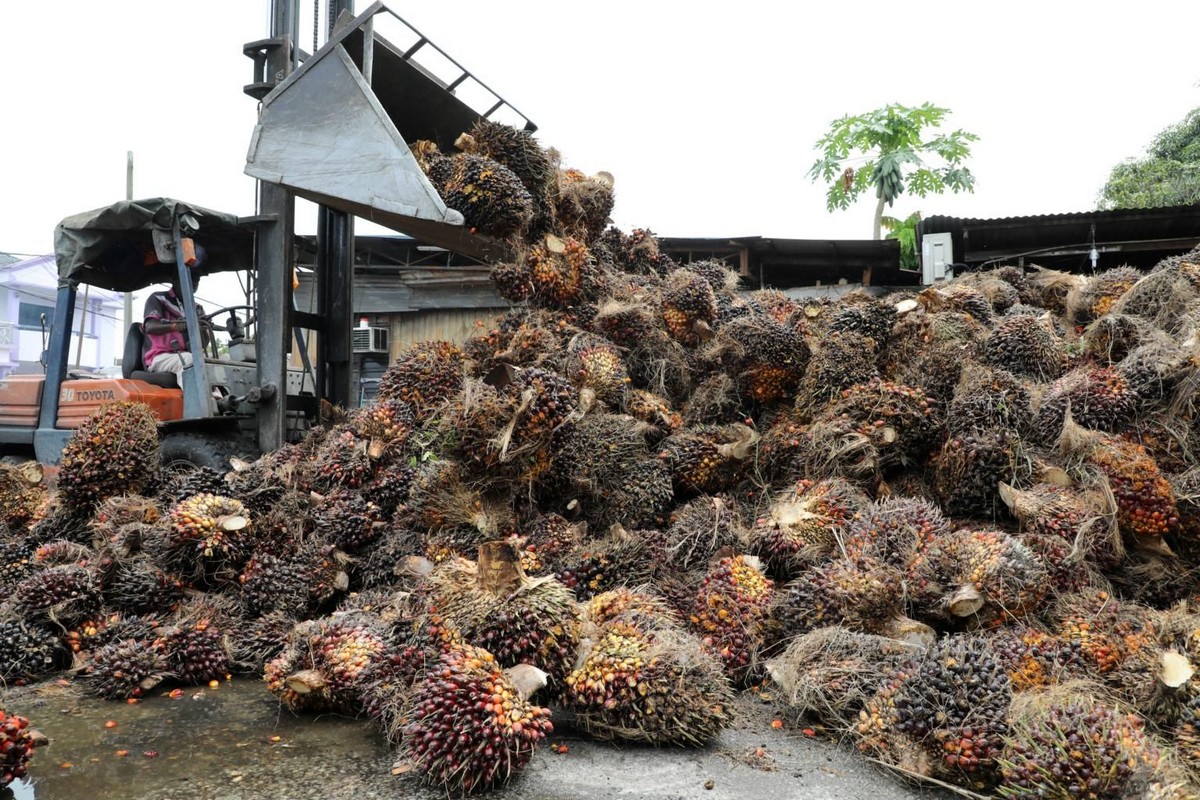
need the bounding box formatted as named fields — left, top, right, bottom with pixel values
left=1, top=125, right=1200, bottom=798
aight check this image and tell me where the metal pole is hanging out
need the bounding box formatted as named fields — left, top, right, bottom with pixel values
left=124, top=151, right=134, bottom=340
left=73, top=285, right=89, bottom=368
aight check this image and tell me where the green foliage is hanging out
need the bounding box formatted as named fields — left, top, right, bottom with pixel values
left=807, top=103, right=978, bottom=238
left=1097, top=107, right=1200, bottom=209
left=881, top=211, right=921, bottom=271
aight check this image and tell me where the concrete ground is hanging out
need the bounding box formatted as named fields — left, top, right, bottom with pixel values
left=2, top=680, right=954, bottom=800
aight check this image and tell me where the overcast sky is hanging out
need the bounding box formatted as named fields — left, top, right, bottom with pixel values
left=2, top=1, right=1198, bottom=307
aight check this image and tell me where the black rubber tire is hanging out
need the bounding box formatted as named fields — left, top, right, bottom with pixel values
left=159, top=432, right=242, bottom=473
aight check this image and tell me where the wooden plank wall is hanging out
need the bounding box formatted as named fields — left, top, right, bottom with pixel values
left=388, top=308, right=506, bottom=360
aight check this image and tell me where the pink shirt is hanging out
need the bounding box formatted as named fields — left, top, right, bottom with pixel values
left=142, top=290, right=189, bottom=364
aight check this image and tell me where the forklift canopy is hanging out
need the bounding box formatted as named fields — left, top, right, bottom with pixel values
left=54, top=198, right=256, bottom=292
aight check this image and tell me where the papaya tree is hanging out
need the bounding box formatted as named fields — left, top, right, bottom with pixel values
left=808, top=103, right=978, bottom=239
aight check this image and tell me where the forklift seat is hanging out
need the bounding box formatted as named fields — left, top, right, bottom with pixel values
left=122, top=324, right=179, bottom=389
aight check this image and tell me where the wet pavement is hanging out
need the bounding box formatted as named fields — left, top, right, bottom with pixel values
left=1, top=680, right=953, bottom=800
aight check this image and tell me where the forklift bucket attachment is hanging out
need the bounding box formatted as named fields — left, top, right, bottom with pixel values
left=244, top=2, right=533, bottom=262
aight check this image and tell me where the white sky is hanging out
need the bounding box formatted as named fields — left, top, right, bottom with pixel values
left=2, top=0, right=1198, bottom=311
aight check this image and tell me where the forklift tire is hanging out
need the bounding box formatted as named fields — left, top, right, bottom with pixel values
left=159, top=433, right=239, bottom=473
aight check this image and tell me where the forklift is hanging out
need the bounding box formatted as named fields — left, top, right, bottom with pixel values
left=0, top=1, right=534, bottom=467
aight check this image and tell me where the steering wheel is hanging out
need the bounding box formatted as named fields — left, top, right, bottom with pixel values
left=200, top=305, right=257, bottom=333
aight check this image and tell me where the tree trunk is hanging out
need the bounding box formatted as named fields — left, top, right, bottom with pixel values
left=872, top=194, right=886, bottom=240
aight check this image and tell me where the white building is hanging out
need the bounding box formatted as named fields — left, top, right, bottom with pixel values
left=0, top=253, right=124, bottom=378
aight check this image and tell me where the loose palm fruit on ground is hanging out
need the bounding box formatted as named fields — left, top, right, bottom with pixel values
left=58, top=401, right=160, bottom=511
left=564, top=618, right=732, bottom=746
left=400, top=642, right=553, bottom=794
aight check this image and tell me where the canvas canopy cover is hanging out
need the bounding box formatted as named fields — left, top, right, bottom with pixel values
left=53, top=198, right=255, bottom=292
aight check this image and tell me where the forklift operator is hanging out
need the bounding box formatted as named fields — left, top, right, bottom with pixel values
left=143, top=267, right=211, bottom=382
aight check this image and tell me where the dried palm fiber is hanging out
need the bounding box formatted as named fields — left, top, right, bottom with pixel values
left=554, top=168, right=615, bottom=243
left=749, top=478, right=869, bottom=578
left=455, top=120, right=556, bottom=227
left=984, top=313, right=1065, bottom=381
left=656, top=423, right=758, bottom=495
left=1113, top=249, right=1200, bottom=333
left=659, top=269, right=717, bottom=346
left=766, top=626, right=923, bottom=729
left=689, top=554, right=773, bottom=685
left=525, top=234, right=596, bottom=308
left=399, top=641, right=553, bottom=794
left=0, top=462, right=44, bottom=531
left=769, top=555, right=932, bottom=646
left=989, top=624, right=1079, bottom=691
left=932, top=427, right=1030, bottom=519
left=812, top=379, right=940, bottom=473
left=562, top=335, right=630, bottom=413
left=1061, top=421, right=1180, bottom=556
left=1033, top=366, right=1141, bottom=443
left=946, top=366, right=1033, bottom=440
left=709, top=315, right=810, bottom=405
left=57, top=401, right=160, bottom=512
left=680, top=372, right=745, bottom=426
left=856, top=635, right=1012, bottom=788
left=843, top=496, right=952, bottom=566
left=422, top=543, right=581, bottom=688
left=436, top=151, right=534, bottom=240
left=746, top=288, right=800, bottom=326
left=1109, top=552, right=1200, bottom=609
left=916, top=283, right=994, bottom=324
left=1024, top=266, right=1087, bottom=315
left=908, top=526, right=1050, bottom=625
left=401, top=459, right=512, bottom=539
left=1000, top=480, right=1123, bottom=569
left=997, top=684, right=1169, bottom=800
left=622, top=389, right=682, bottom=440
left=565, top=616, right=733, bottom=746
left=377, top=340, right=465, bottom=422
left=664, top=495, right=746, bottom=572
left=1047, top=589, right=1157, bottom=677
left=1081, top=313, right=1166, bottom=365
left=1068, top=266, right=1143, bottom=325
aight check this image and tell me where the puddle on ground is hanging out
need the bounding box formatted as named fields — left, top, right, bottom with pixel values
left=1, top=679, right=397, bottom=800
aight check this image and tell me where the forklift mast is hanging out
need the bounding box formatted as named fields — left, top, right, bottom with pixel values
left=243, top=0, right=534, bottom=452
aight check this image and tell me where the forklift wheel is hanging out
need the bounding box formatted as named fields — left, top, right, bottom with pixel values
left=159, top=433, right=240, bottom=473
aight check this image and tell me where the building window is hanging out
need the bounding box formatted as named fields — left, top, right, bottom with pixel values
left=17, top=302, right=53, bottom=329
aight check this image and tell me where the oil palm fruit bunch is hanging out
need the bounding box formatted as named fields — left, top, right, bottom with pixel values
left=749, top=478, right=868, bottom=578
left=555, top=168, right=616, bottom=243
left=932, top=428, right=1027, bottom=519
left=819, top=379, right=939, bottom=471
left=1081, top=313, right=1158, bottom=364
left=456, top=120, right=555, bottom=223
left=921, top=283, right=994, bottom=324
left=311, top=489, right=386, bottom=554
left=1116, top=340, right=1189, bottom=405
left=716, top=316, right=810, bottom=404
left=1085, top=435, right=1180, bottom=556
left=232, top=610, right=294, bottom=673
left=1000, top=482, right=1121, bottom=568
left=989, top=625, right=1077, bottom=690
left=155, top=464, right=228, bottom=507
left=970, top=276, right=1021, bottom=312
left=10, top=564, right=102, bottom=628
left=0, top=710, right=36, bottom=786
left=566, top=338, right=630, bottom=411
left=984, top=313, right=1065, bottom=381
left=438, top=152, right=534, bottom=240
left=770, top=556, right=922, bottom=643
left=593, top=226, right=665, bottom=276
left=665, top=495, right=746, bottom=572
left=583, top=587, right=682, bottom=629
left=622, top=389, right=683, bottom=438
left=689, top=555, right=774, bottom=685
left=554, top=526, right=663, bottom=602
left=660, top=269, right=718, bottom=346
left=361, top=459, right=416, bottom=516
left=826, top=296, right=895, bottom=348
left=767, top=627, right=920, bottom=730
left=1034, top=366, right=1139, bottom=442
left=754, top=408, right=809, bottom=480
left=1070, top=266, right=1143, bottom=324
left=997, top=699, right=1162, bottom=799
left=0, top=617, right=64, bottom=685
left=545, top=410, right=647, bottom=498
left=506, top=365, right=578, bottom=446
left=507, top=514, right=581, bottom=577
left=1048, top=589, right=1155, bottom=677
left=1102, top=626, right=1199, bottom=729
left=593, top=300, right=662, bottom=352
left=844, top=495, right=951, bottom=566
left=1023, top=267, right=1085, bottom=315
left=159, top=619, right=232, bottom=686
left=311, top=426, right=372, bottom=491
left=490, top=260, right=534, bottom=302
left=99, top=555, right=183, bottom=616
left=81, top=637, right=168, bottom=700
left=911, top=527, right=1049, bottom=624
left=167, top=493, right=250, bottom=574
left=0, top=462, right=44, bottom=530
left=297, top=615, right=393, bottom=714
left=591, top=457, right=676, bottom=532
left=400, top=642, right=553, bottom=794
left=657, top=424, right=757, bottom=495
left=423, top=543, right=581, bottom=688
left=350, top=398, right=414, bottom=452
left=795, top=331, right=880, bottom=416
left=946, top=366, right=1034, bottom=437
left=857, top=635, right=1011, bottom=788
left=377, top=340, right=465, bottom=421
left=57, top=401, right=160, bottom=511
left=563, top=618, right=733, bottom=746
left=526, top=234, right=592, bottom=307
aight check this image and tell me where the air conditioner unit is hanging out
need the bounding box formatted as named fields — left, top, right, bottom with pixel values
left=352, top=326, right=389, bottom=354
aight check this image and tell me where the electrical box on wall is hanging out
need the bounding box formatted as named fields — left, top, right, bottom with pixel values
left=921, top=232, right=954, bottom=284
